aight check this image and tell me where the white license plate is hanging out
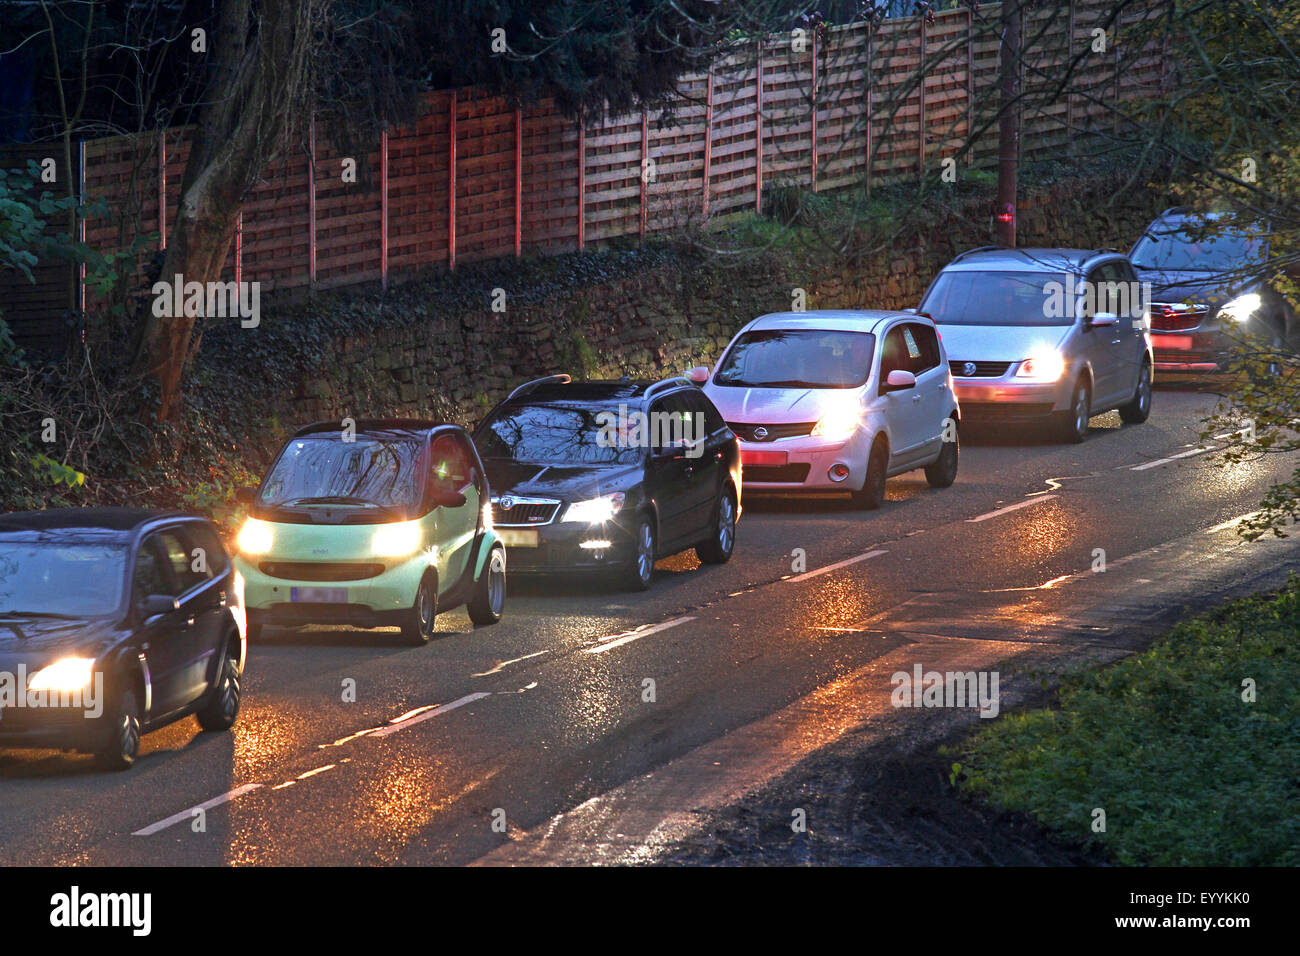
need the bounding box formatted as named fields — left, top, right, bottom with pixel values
left=290, top=587, right=348, bottom=603
left=499, top=529, right=540, bottom=548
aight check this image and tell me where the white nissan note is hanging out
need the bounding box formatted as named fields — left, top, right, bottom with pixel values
left=695, top=310, right=960, bottom=509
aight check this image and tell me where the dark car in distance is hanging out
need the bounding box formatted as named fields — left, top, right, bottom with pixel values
left=1130, top=208, right=1295, bottom=372
left=473, top=375, right=742, bottom=590
left=0, top=508, right=245, bottom=770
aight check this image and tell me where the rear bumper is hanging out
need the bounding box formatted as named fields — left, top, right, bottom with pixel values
left=1150, top=328, right=1227, bottom=372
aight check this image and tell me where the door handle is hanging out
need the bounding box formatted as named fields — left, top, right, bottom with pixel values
left=911, top=394, right=922, bottom=403
left=184, top=616, right=195, bottom=628
left=1111, top=338, right=1122, bottom=345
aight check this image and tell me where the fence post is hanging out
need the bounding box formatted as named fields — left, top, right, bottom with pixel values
left=703, top=70, right=713, bottom=217
left=158, top=134, right=166, bottom=250
left=514, top=107, right=523, bottom=257
left=448, top=91, right=457, bottom=270
left=640, top=108, right=649, bottom=237
left=918, top=15, right=927, bottom=177
left=308, top=115, right=317, bottom=286
left=235, top=212, right=242, bottom=286
left=380, top=128, right=388, bottom=289
left=577, top=116, right=585, bottom=251
left=755, top=41, right=764, bottom=214
left=77, top=139, right=85, bottom=313
left=810, top=27, right=818, bottom=191
left=865, top=26, right=873, bottom=196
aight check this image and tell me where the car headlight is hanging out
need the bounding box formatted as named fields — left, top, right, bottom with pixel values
left=1015, top=352, right=1066, bottom=382
left=372, top=520, right=423, bottom=557
left=236, top=518, right=274, bottom=555
left=811, top=404, right=863, bottom=440
left=28, top=657, right=95, bottom=693
left=1219, top=292, right=1262, bottom=323
left=562, top=492, right=626, bottom=524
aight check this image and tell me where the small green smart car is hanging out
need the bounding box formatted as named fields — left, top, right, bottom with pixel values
left=232, top=419, right=506, bottom=645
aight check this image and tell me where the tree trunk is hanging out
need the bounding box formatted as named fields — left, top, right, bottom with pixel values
left=997, top=0, right=1022, bottom=248
left=133, top=0, right=318, bottom=422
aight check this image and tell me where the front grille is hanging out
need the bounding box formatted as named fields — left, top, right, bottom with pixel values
left=1150, top=302, right=1209, bottom=332
left=491, top=498, right=561, bottom=526
left=259, top=561, right=385, bottom=581
left=728, top=422, right=817, bottom=442
left=949, top=360, right=1011, bottom=378
left=744, top=463, right=812, bottom=483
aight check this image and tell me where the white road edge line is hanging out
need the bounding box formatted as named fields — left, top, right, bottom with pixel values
left=370, top=692, right=492, bottom=737
left=585, top=616, right=696, bottom=654
left=132, top=783, right=263, bottom=836
left=1130, top=446, right=1215, bottom=471
left=784, top=549, right=888, bottom=583
left=967, top=495, right=1057, bottom=523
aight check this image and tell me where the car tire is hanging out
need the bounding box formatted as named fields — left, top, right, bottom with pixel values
left=94, top=687, right=141, bottom=771
left=1118, top=360, right=1152, bottom=424
left=467, top=544, right=507, bottom=626
left=1058, top=377, right=1091, bottom=444
left=619, top=517, right=656, bottom=591
left=924, top=420, right=959, bottom=488
left=695, top=488, right=737, bottom=564
left=400, top=574, right=437, bottom=645
left=850, top=441, right=888, bottom=510
left=196, top=644, right=241, bottom=732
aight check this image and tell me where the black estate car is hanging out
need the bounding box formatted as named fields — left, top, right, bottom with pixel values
left=473, top=375, right=742, bottom=590
left=1130, top=208, right=1294, bottom=372
left=0, top=508, right=245, bottom=770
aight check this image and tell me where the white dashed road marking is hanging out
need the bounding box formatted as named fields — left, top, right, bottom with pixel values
left=1130, top=446, right=1215, bottom=471
left=585, top=616, right=696, bottom=654
left=967, top=495, right=1057, bottom=523
left=133, top=783, right=263, bottom=836
left=784, top=549, right=888, bottom=583
left=370, top=692, right=492, bottom=737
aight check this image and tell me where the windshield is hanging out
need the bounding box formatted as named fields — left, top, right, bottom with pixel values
left=713, top=329, right=875, bottom=388
left=922, top=270, right=1074, bottom=327
left=0, top=541, right=126, bottom=617
left=477, top=404, right=643, bottom=465
left=258, top=437, right=425, bottom=511
left=1130, top=223, right=1266, bottom=272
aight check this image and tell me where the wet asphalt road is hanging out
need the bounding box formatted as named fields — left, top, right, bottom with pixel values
left=2, top=382, right=1298, bottom=865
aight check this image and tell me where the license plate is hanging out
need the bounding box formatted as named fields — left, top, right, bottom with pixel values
left=290, top=587, right=348, bottom=603
left=499, top=529, right=540, bottom=548
left=742, top=449, right=788, bottom=467
left=1156, top=335, right=1194, bottom=349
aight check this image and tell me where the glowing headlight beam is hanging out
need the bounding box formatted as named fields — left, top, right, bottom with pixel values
left=371, top=520, right=423, bottom=557
left=28, top=657, right=96, bottom=693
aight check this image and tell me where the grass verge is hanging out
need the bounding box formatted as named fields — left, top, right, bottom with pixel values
left=948, top=577, right=1300, bottom=866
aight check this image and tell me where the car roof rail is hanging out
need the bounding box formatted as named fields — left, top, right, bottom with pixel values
left=1159, top=206, right=1190, bottom=218
left=949, top=244, right=1013, bottom=263
left=507, top=373, right=571, bottom=402
left=643, top=376, right=691, bottom=403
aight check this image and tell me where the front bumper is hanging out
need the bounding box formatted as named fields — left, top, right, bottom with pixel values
left=234, top=551, right=432, bottom=627
left=952, top=377, right=1071, bottom=422
left=739, top=430, right=872, bottom=492
left=497, top=514, right=639, bottom=573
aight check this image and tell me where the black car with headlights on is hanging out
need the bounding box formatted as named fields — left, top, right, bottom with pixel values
left=473, top=375, right=742, bottom=591
left=1129, top=208, right=1295, bottom=373
left=0, top=508, right=245, bottom=770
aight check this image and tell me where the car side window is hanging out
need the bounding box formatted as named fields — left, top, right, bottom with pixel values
left=157, top=528, right=206, bottom=593
left=880, top=326, right=909, bottom=380
left=431, top=435, right=471, bottom=494
left=678, top=390, right=724, bottom=436
left=183, top=524, right=229, bottom=578
left=649, top=394, right=693, bottom=452
left=1082, top=269, right=1104, bottom=318
left=906, top=323, right=941, bottom=374
left=133, top=536, right=177, bottom=603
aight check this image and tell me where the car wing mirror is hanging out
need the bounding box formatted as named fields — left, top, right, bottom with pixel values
left=884, top=370, right=917, bottom=391
left=686, top=366, right=710, bottom=385
left=234, top=487, right=256, bottom=505
left=139, top=594, right=179, bottom=623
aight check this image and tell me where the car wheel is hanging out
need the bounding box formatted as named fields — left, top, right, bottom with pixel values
left=95, top=687, right=141, bottom=771
left=924, top=423, right=959, bottom=488
left=619, top=517, right=655, bottom=591
left=695, top=488, right=737, bottom=564
left=468, top=545, right=507, bottom=626
left=1058, top=378, right=1091, bottom=444
left=196, top=644, right=241, bottom=732
left=850, top=441, right=887, bottom=510
left=1118, top=360, right=1152, bottom=424
left=400, top=574, right=437, bottom=645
